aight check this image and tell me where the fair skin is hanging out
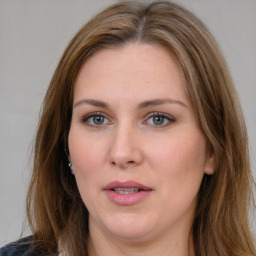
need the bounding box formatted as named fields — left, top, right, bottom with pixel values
left=68, top=43, right=214, bottom=256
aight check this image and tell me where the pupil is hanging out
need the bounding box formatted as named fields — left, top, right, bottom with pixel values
left=153, top=116, right=164, bottom=125
left=93, top=116, right=104, bottom=124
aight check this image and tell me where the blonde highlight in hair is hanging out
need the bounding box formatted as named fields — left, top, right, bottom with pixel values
left=26, top=1, right=256, bottom=255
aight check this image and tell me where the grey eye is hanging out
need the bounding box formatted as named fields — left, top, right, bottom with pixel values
left=82, top=113, right=110, bottom=127
left=152, top=116, right=165, bottom=125
left=145, top=112, right=175, bottom=127
left=92, top=116, right=105, bottom=125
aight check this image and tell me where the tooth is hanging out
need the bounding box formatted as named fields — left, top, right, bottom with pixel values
left=114, top=188, right=139, bottom=194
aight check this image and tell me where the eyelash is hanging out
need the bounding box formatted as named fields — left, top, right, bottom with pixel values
left=81, top=112, right=175, bottom=127
left=81, top=112, right=110, bottom=127
left=144, top=112, right=176, bottom=126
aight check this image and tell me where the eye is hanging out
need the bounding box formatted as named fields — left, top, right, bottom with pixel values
left=82, top=112, right=111, bottom=127
left=145, top=112, right=175, bottom=126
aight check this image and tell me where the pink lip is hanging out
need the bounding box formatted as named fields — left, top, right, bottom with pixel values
left=104, top=180, right=153, bottom=206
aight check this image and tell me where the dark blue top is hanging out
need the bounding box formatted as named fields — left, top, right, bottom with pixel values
left=0, top=237, right=39, bottom=256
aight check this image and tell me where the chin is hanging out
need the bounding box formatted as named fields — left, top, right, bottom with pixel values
left=100, top=213, right=157, bottom=241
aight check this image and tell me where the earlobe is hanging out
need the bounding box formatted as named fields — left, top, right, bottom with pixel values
left=68, top=162, right=75, bottom=175
left=64, top=148, right=74, bottom=174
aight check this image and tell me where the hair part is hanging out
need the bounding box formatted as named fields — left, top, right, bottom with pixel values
left=26, top=1, right=256, bottom=255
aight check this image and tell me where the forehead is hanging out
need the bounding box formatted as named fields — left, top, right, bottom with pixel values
left=73, top=43, right=189, bottom=105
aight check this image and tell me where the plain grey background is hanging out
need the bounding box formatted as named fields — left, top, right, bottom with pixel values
left=0, top=0, right=255, bottom=247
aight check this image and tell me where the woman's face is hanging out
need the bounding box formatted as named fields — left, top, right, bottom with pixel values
left=68, top=43, right=214, bottom=242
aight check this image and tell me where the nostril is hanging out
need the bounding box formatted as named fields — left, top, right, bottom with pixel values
left=111, top=160, right=135, bottom=167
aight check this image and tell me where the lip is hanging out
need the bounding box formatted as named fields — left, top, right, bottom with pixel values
left=103, top=180, right=153, bottom=206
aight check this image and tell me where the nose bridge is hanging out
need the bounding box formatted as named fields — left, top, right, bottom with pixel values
left=109, top=121, right=142, bottom=167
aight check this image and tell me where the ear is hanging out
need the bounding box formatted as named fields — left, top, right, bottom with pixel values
left=64, top=147, right=71, bottom=162
left=204, top=149, right=215, bottom=175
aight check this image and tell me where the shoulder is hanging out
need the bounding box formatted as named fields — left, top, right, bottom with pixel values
left=0, top=237, right=39, bottom=256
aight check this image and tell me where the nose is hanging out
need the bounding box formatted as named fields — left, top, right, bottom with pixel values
left=109, top=124, right=143, bottom=169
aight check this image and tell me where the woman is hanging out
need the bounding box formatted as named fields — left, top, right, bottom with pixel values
left=1, top=1, right=255, bottom=255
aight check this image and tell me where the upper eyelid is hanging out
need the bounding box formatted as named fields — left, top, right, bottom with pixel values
left=82, top=111, right=108, bottom=119
left=81, top=112, right=105, bottom=122
left=145, top=112, right=176, bottom=120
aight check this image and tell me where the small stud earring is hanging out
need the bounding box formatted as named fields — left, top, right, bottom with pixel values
left=69, top=162, right=74, bottom=174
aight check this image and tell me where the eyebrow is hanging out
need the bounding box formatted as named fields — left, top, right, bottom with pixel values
left=137, top=98, right=187, bottom=109
left=73, top=99, right=109, bottom=108
left=73, top=98, right=187, bottom=109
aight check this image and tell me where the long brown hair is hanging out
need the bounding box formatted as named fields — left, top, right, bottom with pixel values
left=26, top=1, right=256, bottom=255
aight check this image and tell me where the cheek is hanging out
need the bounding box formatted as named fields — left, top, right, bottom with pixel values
left=147, top=131, right=207, bottom=222
left=68, top=129, right=108, bottom=173
left=68, top=131, right=108, bottom=208
left=68, top=129, right=110, bottom=203
left=148, top=131, right=207, bottom=190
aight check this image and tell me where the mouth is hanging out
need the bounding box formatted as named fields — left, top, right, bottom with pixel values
left=104, top=180, right=152, bottom=205
left=112, top=188, right=140, bottom=194
left=104, top=180, right=152, bottom=192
